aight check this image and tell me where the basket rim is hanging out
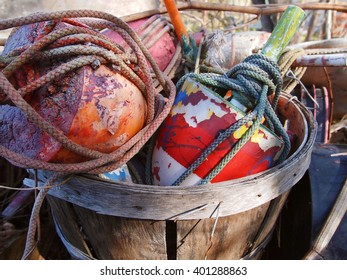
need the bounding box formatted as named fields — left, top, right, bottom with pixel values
left=38, top=93, right=317, bottom=220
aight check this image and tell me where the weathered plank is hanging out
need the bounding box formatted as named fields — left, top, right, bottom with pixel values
left=248, top=192, right=290, bottom=252
left=43, top=94, right=316, bottom=220
left=72, top=205, right=167, bottom=260
left=43, top=93, right=315, bottom=259
left=176, top=202, right=270, bottom=260
left=47, top=196, right=94, bottom=258
left=45, top=159, right=308, bottom=220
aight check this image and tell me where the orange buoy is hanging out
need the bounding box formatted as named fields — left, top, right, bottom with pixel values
left=0, top=19, right=147, bottom=163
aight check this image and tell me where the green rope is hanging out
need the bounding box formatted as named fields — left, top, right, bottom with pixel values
left=172, top=112, right=256, bottom=186
left=174, top=53, right=290, bottom=185
left=200, top=86, right=268, bottom=185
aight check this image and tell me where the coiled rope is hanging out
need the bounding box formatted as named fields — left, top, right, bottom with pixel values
left=0, top=10, right=177, bottom=259
left=0, top=10, right=176, bottom=174
left=173, top=53, right=291, bottom=185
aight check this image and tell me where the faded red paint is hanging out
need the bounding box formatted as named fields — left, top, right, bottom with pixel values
left=102, top=17, right=176, bottom=71
left=157, top=108, right=281, bottom=181
left=152, top=166, right=161, bottom=182
left=1, top=19, right=147, bottom=163
left=66, top=66, right=146, bottom=155
left=152, top=78, right=284, bottom=185
left=2, top=21, right=56, bottom=55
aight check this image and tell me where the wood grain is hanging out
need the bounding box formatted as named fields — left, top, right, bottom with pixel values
left=43, top=94, right=316, bottom=221
left=176, top=202, right=270, bottom=260
left=47, top=196, right=94, bottom=258
left=43, top=94, right=316, bottom=259
left=72, top=205, right=167, bottom=260
left=247, top=192, right=290, bottom=253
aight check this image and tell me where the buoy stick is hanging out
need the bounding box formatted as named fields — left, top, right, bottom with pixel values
left=163, top=0, right=189, bottom=43
left=261, top=5, right=305, bottom=62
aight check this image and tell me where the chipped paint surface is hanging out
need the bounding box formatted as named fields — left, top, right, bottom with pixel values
left=67, top=65, right=146, bottom=153
left=100, top=164, right=133, bottom=183
left=261, top=6, right=305, bottom=61
left=171, top=79, right=244, bottom=129
left=1, top=20, right=147, bottom=163
left=152, top=78, right=284, bottom=185
left=102, top=17, right=176, bottom=72
left=152, top=146, right=201, bottom=186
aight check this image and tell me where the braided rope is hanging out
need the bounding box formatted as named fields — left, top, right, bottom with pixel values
left=0, top=11, right=177, bottom=258
left=0, top=10, right=176, bottom=173
left=174, top=53, right=290, bottom=185
left=278, top=48, right=306, bottom=95
left=21, top=172, right=69, bottom=260
left=172, top=112, right=257, bottom=186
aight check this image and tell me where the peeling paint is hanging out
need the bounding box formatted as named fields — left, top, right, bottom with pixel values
left=1, top=20, right=147, bottom=163
left=152, top=78, right=284, bottom=185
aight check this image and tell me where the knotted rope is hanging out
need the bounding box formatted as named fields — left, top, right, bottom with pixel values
left=173, top=53, right=291, bottom=185
left=0, top=10, right=177, bottom=259
left=0, top=10, right=177, bottom=174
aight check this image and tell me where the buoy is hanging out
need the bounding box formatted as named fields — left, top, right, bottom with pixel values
left=0, top=19, right=147, bottom=163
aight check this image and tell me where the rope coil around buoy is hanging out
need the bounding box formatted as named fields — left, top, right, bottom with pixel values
left=0, top=10, right=177, bottom=259
left=0, top=10, right=176, bottom=175
left=173, top=53, right=291, bottom=185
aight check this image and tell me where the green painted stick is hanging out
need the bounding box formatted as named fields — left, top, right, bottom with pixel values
left=229, top=5, right=305, bottom=108
left=261, top=5, right=305, bottom=62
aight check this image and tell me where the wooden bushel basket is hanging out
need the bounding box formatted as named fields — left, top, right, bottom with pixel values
left=39, top=93, right=316, bottom=260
